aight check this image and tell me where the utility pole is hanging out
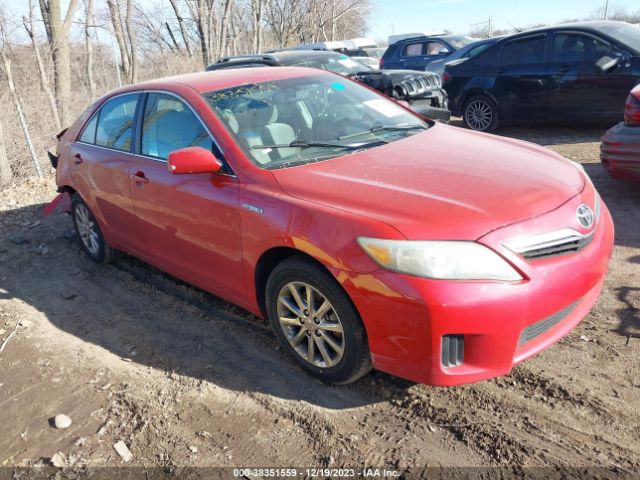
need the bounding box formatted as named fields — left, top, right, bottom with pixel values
left=603, top=0, right=609, bottom=20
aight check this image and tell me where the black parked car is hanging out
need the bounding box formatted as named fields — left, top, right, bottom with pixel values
left=443, top=21, right=640, bottom=132
left=380, top=35, right=476, bottom=71
left=206, top=50, right=450, bottom=122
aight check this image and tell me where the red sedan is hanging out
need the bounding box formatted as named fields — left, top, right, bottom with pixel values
left=601, top=84, right=640, bottom=182
left=52, top=67, right=614, bottom=385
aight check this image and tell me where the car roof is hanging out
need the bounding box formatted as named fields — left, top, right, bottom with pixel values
left=250, top=50, right=345, bottom=63
left=397, top=34, right=471, bottom=43
left=109, top=67, right=331, bottom=95
left=509, top=20, right=631, bottom=36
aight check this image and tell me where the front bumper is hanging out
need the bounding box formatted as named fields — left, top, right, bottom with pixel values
left=409, top=102, right=451, bottom=123
left=340, top=189, right=614, bottom=386
left=600, top=122, right=640, bottom=182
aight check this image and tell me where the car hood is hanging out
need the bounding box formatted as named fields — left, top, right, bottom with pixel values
left=272, top=124, right=585, bottom=240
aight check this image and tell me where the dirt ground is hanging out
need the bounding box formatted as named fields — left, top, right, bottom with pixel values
left=0, top=123, right=639, bottom=479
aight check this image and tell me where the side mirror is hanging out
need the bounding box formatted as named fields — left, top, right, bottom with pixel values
left=436, top=47, right=450, bottom=55
left=167, top=147, right=223, bottom=175
left=595, top=55, right=619, bottom=73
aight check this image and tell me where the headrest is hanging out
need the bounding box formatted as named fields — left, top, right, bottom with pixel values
left=233, top=99, right=275, bottom=130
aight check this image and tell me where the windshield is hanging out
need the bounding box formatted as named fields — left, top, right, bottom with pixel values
left=598, top=23, right=640, bottom=55
left=204, top=74, right=428, bottom=169
left=291, top=54, right=370, bottom=75
left=445, top=36, right=476, bottom=49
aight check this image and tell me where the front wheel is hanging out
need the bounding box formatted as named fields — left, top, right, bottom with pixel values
left=462, top=94, right=499, bottom=132
left=266, top=256, right=372, bottom=384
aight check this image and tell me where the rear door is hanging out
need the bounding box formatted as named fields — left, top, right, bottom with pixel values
left=69, top=93, right=145, bottom=252
left=495, top=34, right=551, bottom=120
left=128, top=91, right=245, bottom=300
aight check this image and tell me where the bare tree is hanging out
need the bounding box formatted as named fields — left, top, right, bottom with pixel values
left=23, top=0, right=62, bottom=130
left=168, top=0, right=192, bottom=57
left=84, top=0, right=96, bottom=98
left=107, top=0, right=130, bottom=80
left=124, top=0, right=137, bottom=82
left=251, top=0, right=265, bottom=52
left=0, top=45, right=42, bottom=178
left=38, top=0, right=79, bottom=127
left=0, top=100, right=11, bottom=187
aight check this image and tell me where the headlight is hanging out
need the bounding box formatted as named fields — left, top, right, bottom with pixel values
left=357, top=238, right=522, bottom=281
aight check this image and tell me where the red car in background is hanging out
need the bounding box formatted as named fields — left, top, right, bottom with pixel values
left=601, top=84, right=640, bottom=181
left=51, top=67, right=614, bottom=386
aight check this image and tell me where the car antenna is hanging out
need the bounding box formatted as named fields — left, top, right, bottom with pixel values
left=508, top=21, right=523, bottom=33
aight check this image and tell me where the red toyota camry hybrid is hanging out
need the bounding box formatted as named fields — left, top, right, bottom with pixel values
left=52, top=67, right=614, bottom=386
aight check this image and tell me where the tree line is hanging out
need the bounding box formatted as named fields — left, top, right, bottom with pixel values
left=0, top=0, right=371, bottom=187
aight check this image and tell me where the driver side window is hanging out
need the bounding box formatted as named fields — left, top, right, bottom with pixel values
left=140, top=92, right=213, bottom=161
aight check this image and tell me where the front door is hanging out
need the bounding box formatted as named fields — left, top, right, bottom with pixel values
left=129, top=92, right=245, bottom=300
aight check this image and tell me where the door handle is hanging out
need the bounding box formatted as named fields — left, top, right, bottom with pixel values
left=73, top=153, right=83, bottom=164
left=559, top=65, right=570, bottom=74
left=132, top=172, right=149, bottom=185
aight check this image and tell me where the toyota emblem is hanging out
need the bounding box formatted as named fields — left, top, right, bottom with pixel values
left=576, top=204, right=594, bottom=229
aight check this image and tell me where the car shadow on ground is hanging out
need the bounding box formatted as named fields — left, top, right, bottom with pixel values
left=0, top=203, right=411, bottom=410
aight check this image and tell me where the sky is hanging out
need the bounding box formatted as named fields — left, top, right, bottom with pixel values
left=367, top=0, right=640, bottom=41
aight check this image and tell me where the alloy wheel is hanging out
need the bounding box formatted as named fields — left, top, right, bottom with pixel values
left=465, top=99, right=493, bottom=131
left=276, top=281, right=345, bottom=368
left=74, top=203, right=100, bottom=255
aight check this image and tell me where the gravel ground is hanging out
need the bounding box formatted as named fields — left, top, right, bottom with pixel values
left=0, top=123, right=638, bottom=479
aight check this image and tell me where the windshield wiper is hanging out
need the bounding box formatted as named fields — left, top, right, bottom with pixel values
left=338, top=124, right=427, bottom=141
left=253, top=139, right=387, bottom=150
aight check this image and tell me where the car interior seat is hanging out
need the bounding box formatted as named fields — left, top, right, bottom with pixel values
left=233, top=99, right=299, bottom=165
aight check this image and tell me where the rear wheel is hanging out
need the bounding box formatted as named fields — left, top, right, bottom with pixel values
left=266, top=256, right=372, bottom=384
left=71, top=194, right=116, bottom=264
left=462, top=94, right=499, bottom=132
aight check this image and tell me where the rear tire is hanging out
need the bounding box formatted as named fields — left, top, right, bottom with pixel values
left=462, top=94, right=499, bottom=132
left=71, top=194, right=116, bottom=264
left=266, top=255, right=372, bottom=384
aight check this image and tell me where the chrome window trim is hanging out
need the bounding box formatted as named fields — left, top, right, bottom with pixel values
left=74, top=89, right=236, bottom=178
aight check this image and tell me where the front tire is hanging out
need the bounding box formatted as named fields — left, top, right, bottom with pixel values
left=266, top=256, right=372, bottom=384
left=71, top=194, right=116, bottom=264
left=462, top=94, right=499, bottom=132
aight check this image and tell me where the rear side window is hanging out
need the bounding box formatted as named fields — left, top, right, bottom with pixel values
left=403, top=42, right=424, bottom=57
left=95, top=94, right=139, bottom=151
left=79, top=114, right=98, bottom=143
left=501, top=36, right=546, bottom=66
left=140, top=92, right=213, bottom=160
left=426, top=41, right=448, bottom=55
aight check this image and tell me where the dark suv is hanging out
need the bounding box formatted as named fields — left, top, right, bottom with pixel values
left=207, top=50, right=450, bottom=122
left=381, top=35, right=476, bottom=71
left=443, top=21, right=640, bottom=132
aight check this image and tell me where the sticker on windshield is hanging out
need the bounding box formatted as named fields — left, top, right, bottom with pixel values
left=331, top=82, right=346, bottom=91
left=363, top=99, right=405, bottom=118
left=338, top=59, right=358, bottom=68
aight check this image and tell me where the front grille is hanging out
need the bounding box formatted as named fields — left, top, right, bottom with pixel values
left=519, top=232, right=594, bottom=259
left=518, top=301, right=579, bottom=345
left=503, top=195, right=600, bottom=261
left=441, top=334, right=464, bottom=368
